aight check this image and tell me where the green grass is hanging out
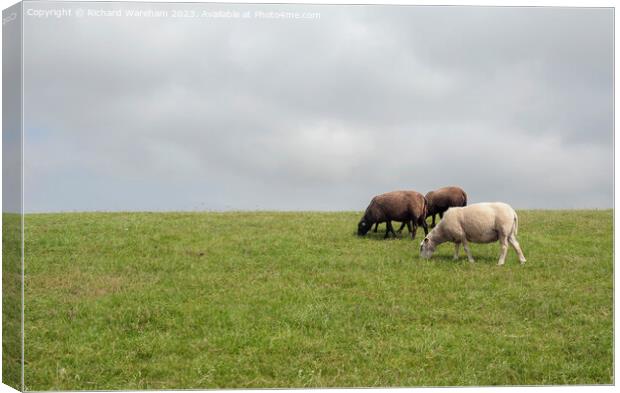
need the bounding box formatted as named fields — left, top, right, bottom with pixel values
left=22, top=210, right=612, bottom=390
left=3, top=213, right=22, bottom=390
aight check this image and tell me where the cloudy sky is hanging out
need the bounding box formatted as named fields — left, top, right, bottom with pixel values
left=21, top=2, right=613, bottom=212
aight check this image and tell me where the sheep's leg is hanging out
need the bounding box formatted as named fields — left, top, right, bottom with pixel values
left=453, top=243, right=460, bottom=260
left=462, top=239, right=474, bottom=263
left=509, top=235, right=527, bottom=264
left=396, top=222, right=407, bottom=233
left=498, top=237, right=509, bottom=266
left=406, top=221, right=413, bottom=233
left=384, top=221, right=396, bottom=238
left=430, top=214, right=436, bottom=228
left=373, top=223, right=379, bottom=232
left=411, top=223, right=417, bottom=239
left=420, top=218, right=429, bottom=236
left=389, top=221, right=398, bottom=237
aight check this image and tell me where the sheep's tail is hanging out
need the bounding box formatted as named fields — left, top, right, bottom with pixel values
left=513, top=210, right=519, bottom=236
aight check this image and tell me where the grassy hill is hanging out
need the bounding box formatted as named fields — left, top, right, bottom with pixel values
left=21, top=210, right=612, bottom=389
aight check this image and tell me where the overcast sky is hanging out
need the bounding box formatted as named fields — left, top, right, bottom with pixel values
left=20, top=2, right=613, bottom=212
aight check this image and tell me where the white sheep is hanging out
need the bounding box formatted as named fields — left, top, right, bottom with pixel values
left=419, top=202, right=526, bottom=265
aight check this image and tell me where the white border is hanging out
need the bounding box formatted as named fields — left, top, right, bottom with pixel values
left=0, top=1, right=616, bottom=393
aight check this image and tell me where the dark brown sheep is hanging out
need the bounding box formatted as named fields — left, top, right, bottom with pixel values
left=425, top=186, right=468, bottom=227
left=358, top=191, right=428, bottom=239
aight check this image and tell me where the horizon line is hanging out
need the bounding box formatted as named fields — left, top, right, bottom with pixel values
left=5, top=207, right=615, bottom=215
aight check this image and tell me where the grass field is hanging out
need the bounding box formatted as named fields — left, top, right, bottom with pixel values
left=22, top=210, right=612, bottom=390
left=3, top=213, right=22, bottom=390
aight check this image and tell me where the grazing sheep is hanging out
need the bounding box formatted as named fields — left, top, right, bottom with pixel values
left=419, top=202, right=526, bottom=265
left=358, top=191, right=428, bottom=239
left=425, top=186, right=468, bottom=227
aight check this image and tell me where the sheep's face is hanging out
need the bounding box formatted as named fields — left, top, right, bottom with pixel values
left=357, top=219, right=371, bottom=236
left=420, top=237, right=436, bottom=259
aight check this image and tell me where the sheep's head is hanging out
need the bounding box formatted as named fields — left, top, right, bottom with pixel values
left=357, top=219, right=371, bottom=236
left=420, top=237, right=436, bottom=259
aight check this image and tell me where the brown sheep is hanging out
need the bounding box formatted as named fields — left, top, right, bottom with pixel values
left=358, top=191, right=429, bottom=239
left=425, top=186, right=468, bottom=228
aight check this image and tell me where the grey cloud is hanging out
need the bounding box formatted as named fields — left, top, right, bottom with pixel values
left=21, top=2, right=613, bottom=212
